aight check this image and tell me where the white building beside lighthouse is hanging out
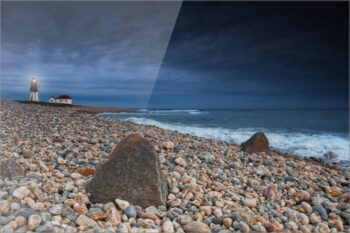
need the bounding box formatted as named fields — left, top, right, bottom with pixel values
left=29, top=77, right=39, bottom=101
left=48, top=95, right=73, bottom=105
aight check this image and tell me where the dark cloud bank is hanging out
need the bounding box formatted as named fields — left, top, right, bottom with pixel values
left=1, top=1, right=181, bottom=107
left=1, top=1, right=349, bottom=109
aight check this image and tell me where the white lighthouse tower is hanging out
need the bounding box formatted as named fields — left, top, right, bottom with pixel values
left=29, top=77, right=39, bottom=101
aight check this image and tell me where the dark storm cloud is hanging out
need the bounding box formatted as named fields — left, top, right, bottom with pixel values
left=149, top=1, right=349, bottom=109
left=1, top=1, right=181, bottom=107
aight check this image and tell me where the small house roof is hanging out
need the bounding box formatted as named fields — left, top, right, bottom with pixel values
left=57, top=95, right=72, bottom=99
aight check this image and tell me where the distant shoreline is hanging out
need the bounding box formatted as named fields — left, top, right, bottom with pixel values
left=15, top=100, right=136, bottom=114
left=71, top=106, right=136, bottom=114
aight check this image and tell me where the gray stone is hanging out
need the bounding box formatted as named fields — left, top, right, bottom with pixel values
left=0, top=225, right=14, bottom=233
left=87, top=134, right=168, bottom=207
left=40, top=212, right=52, bottom=222
left=20, top=149, right=34, bottom=158
left=145, top=206, right=160, bottom=215
left=313, top=205, right=328, bottom=220
left=19, top=207, right=35, bottom=218
left=199, top=153, right=215, bottom=163
left=10, top=203, right=21, bottom=211
left=61, top=206, right=76, bottom=221
left=53, top=227, right=65, bottom=233
left=124, top=205, right=137, bottom=219
left=36, top=222, right=54, bottom=232
left=0, top=159, right=26, bottom=179
left=50, top=204, right=63, bottom=215
left=14, top=226, right=27, bottom=233
left=0, top=215, right=15, bottom=226
left=322, top=151, right=339, bottom=161
left=321, top=151, right=342, bottom=165
left=75, top=215, right=97, bottom=229
left=218, top=230, right=231, bottom=233
left=116, top=223, right=129, bottom=233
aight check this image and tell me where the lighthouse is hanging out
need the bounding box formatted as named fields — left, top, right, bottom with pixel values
left=29, top=77, right=39, bottom=101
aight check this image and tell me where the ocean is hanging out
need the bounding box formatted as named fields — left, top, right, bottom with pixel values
left=99, top=109, right=349, bottom=162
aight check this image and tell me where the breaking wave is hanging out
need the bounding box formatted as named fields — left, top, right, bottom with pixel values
left=123, top=117, right=350, bottom=162
left=101, top=109, right=205, bottom=115
left=138, top=109, right=204, bottom=115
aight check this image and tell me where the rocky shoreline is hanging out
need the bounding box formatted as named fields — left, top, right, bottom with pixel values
left=0, top=101, right=349, bottom=233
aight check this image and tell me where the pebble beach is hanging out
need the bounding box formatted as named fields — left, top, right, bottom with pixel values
left=0, top=101, right=349, bottom=233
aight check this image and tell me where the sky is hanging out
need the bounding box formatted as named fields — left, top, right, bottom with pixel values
left=1, top=1, right=349, bottom=109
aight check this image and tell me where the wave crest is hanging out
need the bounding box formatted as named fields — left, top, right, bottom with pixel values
left=138, top=109, right=204, bottom=115
left=124, top=117, right=349, bottom=161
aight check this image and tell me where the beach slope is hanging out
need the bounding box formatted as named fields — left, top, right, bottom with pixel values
left=0, top=101, right=349, bottom=232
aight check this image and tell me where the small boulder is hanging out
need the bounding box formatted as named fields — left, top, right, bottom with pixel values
left=321, top=151, right=339, bottom=163
left=0, top=159, right=26, bottom=179
left=87, top=134, right=168, bottom=208
left=322, top=151, right=338, bottom=159
left=240, top=132, right=270, bottom=154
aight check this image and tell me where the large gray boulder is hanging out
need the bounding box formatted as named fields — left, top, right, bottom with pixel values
left=240, top=132, right=270, bottom=154
left=0, top=159, right=26, bottom=179
left=87, top=134, right=168, bottom=208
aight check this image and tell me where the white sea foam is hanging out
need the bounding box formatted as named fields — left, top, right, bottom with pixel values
left=141, top=109, right=205, bottom=115
left=101, top=109, right=204, bottom=115
left=123, top=117, right=350, bottom=161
